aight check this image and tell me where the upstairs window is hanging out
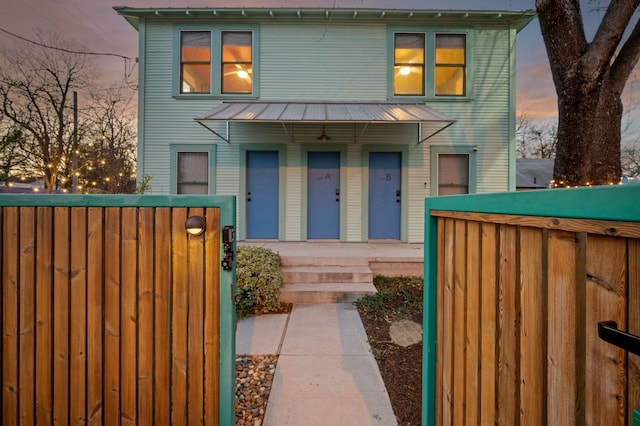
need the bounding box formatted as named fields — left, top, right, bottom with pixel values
left=180, top=31, right=211, bottom=94
left=221, top=31, right=253, bottom=94
left=435, top=34, right=466, bottom=96
left=393, top=33, right=425, bottom=96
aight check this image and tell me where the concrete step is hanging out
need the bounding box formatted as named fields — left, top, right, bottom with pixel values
left=281, top=265, right=373, bottom=284
left=279, top=283, right=377, bottom=304
left=280, top=255, right=370, bottom=267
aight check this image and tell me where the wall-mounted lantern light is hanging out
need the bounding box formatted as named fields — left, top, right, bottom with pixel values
left=185, top=215, right=206, bottom=236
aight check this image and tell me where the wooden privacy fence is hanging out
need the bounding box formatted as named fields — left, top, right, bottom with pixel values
left=1, top=195, right=236, bottom=426
left=423, top=186, right=640, bottom=426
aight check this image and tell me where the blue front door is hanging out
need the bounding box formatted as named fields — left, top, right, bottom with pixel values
left=369, top=152, right=401, bottom=239
left=308, top=151, right=340, bottom=239
left=247, top=151, right=279, bottom=239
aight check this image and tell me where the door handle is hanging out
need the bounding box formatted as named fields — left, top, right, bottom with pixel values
left=396, top=189, right=401, bottom=196
left=247, top=192, right=251, bottom=202
left=598, top=321, right=640, bottom=356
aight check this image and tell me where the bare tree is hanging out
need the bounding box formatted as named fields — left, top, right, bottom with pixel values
left=69, top=86, right=137, bottom=194
left=516, top=112, right=558, bottom=159
left=622, top=140, right=640, bottom=178
left=536, top=1, right=640, bottom=186
left=0, top=32, right=94, bottom=193
left=0, top=124, right=29, bottom=185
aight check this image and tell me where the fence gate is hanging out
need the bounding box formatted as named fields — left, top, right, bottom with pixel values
left=1, top=196, right=236, bottom=425
left=423, top=186, right=640, bottom=426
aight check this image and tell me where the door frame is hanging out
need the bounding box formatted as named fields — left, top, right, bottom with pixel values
left=302, top=144, right=347, bottom=241
left=239, top=144, right=286, bottom=241
left=362, top=145, right=409, bottom=242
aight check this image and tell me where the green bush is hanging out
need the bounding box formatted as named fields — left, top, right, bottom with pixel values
left=235, top=246, right=282, bottom=318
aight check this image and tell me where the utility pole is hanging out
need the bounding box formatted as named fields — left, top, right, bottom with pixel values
left=73, top=91, right=78, bottom=193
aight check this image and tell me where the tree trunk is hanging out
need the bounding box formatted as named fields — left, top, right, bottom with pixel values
left=554, top=74, right=622, bottom=186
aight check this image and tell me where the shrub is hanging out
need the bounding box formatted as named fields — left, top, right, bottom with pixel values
left=235, top=246, right=282, bottom=318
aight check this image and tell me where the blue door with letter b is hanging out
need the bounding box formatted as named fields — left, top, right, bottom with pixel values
left=369, top=152, right=401, bottom=239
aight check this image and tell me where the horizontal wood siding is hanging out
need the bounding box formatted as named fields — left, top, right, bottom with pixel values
left=1, top=206, right=222, bottom=425
left=433, top=211, right=640, bottom=425
left=260, top=23, right=387, bottom=100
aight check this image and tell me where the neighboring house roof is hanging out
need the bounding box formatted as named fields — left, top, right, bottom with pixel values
left=115, top=7, right=536, bottom=33
left=516, top=158, right=554, bottom=189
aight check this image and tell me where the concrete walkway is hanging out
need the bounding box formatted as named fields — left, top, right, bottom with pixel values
left=236, top=303, right=398, bottom=425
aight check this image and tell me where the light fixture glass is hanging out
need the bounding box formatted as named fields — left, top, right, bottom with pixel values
left=400, top=66, right=411, bottom=75
left=185, top=215, right=206, bottom=236
left=317, top=126, right=331, bottom=142
left=237, top=69, right=249, bottom=79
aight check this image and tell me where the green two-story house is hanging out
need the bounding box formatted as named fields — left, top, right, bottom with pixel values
left=116, top=5, right=535, bottom=242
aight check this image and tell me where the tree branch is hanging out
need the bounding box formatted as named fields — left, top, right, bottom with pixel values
left=610, top=16, right=640, bottom=94
left=536, top=0, right=588, bottom=89
left=581, top=0, right=640, bottom=83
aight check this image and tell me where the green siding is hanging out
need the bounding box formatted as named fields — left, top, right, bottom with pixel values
left=137, top=16, right=521, bottom=242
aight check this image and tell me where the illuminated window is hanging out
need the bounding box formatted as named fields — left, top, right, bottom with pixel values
left=393, top=33, right=425, bottom=96
left=180, top=31, right=211, bottom=94
left=221, top=31, right=253, bottom=94
left=435, top=34, right=466, bottom=96
left=177, top=152, right=209, bottom=194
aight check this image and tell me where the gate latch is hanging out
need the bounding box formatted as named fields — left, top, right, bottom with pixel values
left=598, top=321, right=640, bottom=356
left=221, top=225, right=235, bottom=271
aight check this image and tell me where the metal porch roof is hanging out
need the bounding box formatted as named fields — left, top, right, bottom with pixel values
left=195, top=101, right=455, bottom=124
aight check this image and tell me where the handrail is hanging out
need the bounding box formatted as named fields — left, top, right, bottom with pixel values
left=598, top=321, right=640, bottom=356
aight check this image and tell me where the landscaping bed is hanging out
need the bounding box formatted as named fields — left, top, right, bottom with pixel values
left=355, top=276, right=423, bottom=426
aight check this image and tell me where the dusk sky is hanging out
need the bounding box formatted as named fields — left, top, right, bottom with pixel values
left=0, top=0, right=624, bottom=121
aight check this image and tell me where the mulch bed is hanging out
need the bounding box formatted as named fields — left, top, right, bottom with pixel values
left=355, top=276, right=423, bottom=426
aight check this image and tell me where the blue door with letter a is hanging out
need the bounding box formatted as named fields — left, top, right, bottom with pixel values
left=246, top=151, right=279, bottom=239
left=308, top=151, right=340, bottom=239
left=369, top=152, right=401, bottom=239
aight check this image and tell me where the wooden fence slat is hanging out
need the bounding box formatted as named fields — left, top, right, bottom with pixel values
left=138, top=208, right=155, bottom=425
left=188, top=208, right=206, bottom=424
left=121, top=208, right=138, bottom=425
left=497, top=225, right=518, bottom=425
left=104, top=208, right=121, bottom=426
left=479, top=223, right=497, bottom=425
left=435, top=218, right=445, bottom=426
left=53, top=207, right=71, bottom=425
left=155, top=209, right=172, bottom=426
left=3, top=207, right=19, bottom=424
left=19, top=207, right=36, bottom=425
left=86, top=207, right=104, bottom=425
left=629, top=239, right=640, bottom=422
left=440, top=218, right=455, bottom=425
left=519, top=227, right=546, bottom=425
left=70, top=207, right=88, bottom=425
left=585, top=235, right=627, bottom=425
left=464, top=221, right=480, bottom=424
left=35, top=207, right=53, bottom=424
left=547, top=230, right=578, bottom=424
left=452, top=219, right=467, bottom=425
left=204, top=207, right=221, bottom=426
left=172, top=208, right=189, bottom=426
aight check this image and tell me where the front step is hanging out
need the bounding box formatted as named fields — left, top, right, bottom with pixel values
left=281, top=266, right=373, bottom=284
left=279, top=283, right=376, bottom=304
left=279, top=259, right=376, bottom=304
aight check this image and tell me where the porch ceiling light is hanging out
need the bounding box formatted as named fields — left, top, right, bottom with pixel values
left=317, top=126, right=331, bottom=142
left=185, top=215, right=206, bottom=236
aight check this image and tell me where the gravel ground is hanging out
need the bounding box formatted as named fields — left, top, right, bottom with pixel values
left=235, top=355, right=278, bottom=426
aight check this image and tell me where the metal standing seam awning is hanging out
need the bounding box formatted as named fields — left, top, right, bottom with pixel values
left=194, top=101, right=455, bottom=143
